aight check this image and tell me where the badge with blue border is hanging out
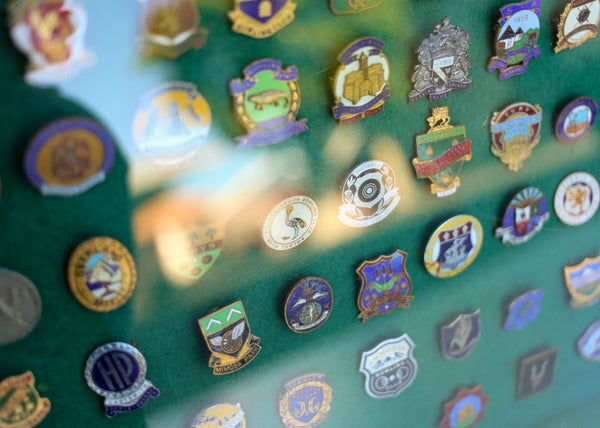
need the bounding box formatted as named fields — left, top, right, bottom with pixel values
left=564, top=253, right=600, bottom=307
left=517, top=347, right=558, bottom=398
left=555, top=97, right=597, bottom=144
left=554, top=172, right=600, bottom=226
left=441, top=310, right=480, bottom=361
left=0, top=371, right=50, bottom=427
left=555, top=0, right=600, bottom=53
left=504, top=289, right=544, bottom=331
left=330, top=0, right=381, bottom=14
left=279, top=373, right=332, bottom=428
left=495, top=187, right=549, bottom=245
left=284, top=277, right=333, bottom=334
left=228, top=0, right=296, bottom=39
left=192, top=403, right=246, bottom=428
left=577, top=319, right=600, bottom=360
left=440, top=385, right=488, bottom=428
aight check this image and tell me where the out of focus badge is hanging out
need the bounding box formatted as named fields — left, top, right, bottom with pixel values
left=577, top=319, right=600, bottom=360
left=495, top=187, right=549, bottom=245
left=228, top=0, right=296, bottom=38
left=555, top=0, right=600, bottom=52
left=330, top=0, right=380, bottom=14
left=263, top=195, right=318, bottom=251
left=192, top=403, right=246, bottom=428
left=555, top=97, right=597, bottom=144
left=284, top=277, right=333, bottom=334
left=564, top=253, right=600, bottom=307
left=504, top=289, right=544, bottom=331
left=441, top=310, right=480, bottom=361
left=517, top=347, right=557, bottom=398
left=554, top=172, right=599, bottom=226
left=0, top=371, right=50, bottom=427
left=279, top=374, right=332, bottom=428
left=440, top=385, right=488, bottom=428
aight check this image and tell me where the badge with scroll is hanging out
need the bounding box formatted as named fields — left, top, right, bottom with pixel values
left=555, top=0, right=600, bottom=53
left=279, top=374, right=332, bottom=428
left=495, top=187, right=549, bottom=245
left=228, top=0, right=296, bottom=39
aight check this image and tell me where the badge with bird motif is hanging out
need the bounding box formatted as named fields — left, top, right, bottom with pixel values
left=284, top=277, right=333, bottom=334
left=555, top=0, right=600, bottom=53
left=263, top=195, right=318, bottom=251
left=441, top=310, right=480, bottom=361
left=517, top=347, right=558, bottom=398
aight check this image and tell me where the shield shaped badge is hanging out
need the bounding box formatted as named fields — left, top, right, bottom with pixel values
left=577, top=319, right=600, bottom=361
left=279, top=374, right=332, bottom=428
left=441, top=310, right=480, bottom=360
left=564, top=254, right=600, bottom=308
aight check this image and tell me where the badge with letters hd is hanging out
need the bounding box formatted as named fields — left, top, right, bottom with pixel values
left=554, top=172, right=600, bottom=226
left=0, top=371, right=50, bottom=427
left=555, top=97, right=597, bottom=144
left=577, top=319, right=600, bottom=360
left=356, top=250, right=414, bottom=322
left=504, top=289, right=544, bottom=331
left=284, top=277, right=333, bottom=333
left=332, top=37, right=390, bottom=126
left=412, top=107, right=472, bottom=198
left=441, top=310, right=480, bottom=361
left=440, top=385, right=488, bottom=428
left=359, top=334, right=417, bottom=399
left=495, top=187, right=549, bottom=245
left=279, top=374, right=332, bottom=428
left=330, top=0, right=381, bottom=14
left=564, top=253, right=600, bottom=307
left=263, top=195, right=318, bottom=251
left=198, top=300, right=261, bottom=375
left=228, top=0, right=296, bottom=39
left=409, top=17, right=471, bottom=103
left=230, top=59, right=307, bottom=148
left=192, top=403, right=246, bottom=428
left=555, top=0, right=600, bottom=52
left=488, top=0, right=541, bottom=79
left=490, top=102, right=542, bottom=171
left=517, top=347, right=558, bottom=398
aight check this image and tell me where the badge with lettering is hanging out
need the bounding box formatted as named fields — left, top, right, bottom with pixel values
left=554, top=172, right=600, bottom=226
left=228, top=0, right=296, bottom=39
left=412, top=107, right=472, bottom=197
left=488, top=0, right=541, bottom=79
left=409, top=17, right=471, bottom=103
left=198, top=301, right=261, bottom=375
left=495, top=187, right=549, bottom=245
left=577, top=319, right=600, bottom=360
left=440, top=385, right=488, bottom=428
left=356, top=250, right=414, bottom=322
left=359, top=334, right=417, bottom=399
left=555, top=97, right=597, bottom=144
left=263, top=195, right=318, bottom=251
left=504, top=289, right=544, bottom=331
left=441, top=310, right=480, bottom=361
left=192, top=403, right=246, bottom=428
left=330, top=0, right=381, bottom=14
left=332, top=38, right=390, bottom=126
left=284, top=277, right=333, bottom=333
left=279, top=374, right=332, bottom=428
left=555, top=0, right=600, bottom=52
left=490, top=102, right=542, bottom=171
left=517, top=347, right=558, bottom=398
left=84, top=342, right=159, bottom=417
left=0, top=371, right=50, bottom=427
left=564, top=253, right=600, bottom=307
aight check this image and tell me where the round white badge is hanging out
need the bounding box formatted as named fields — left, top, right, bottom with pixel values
left=554, top=172, right=600, bottom=226
left=263, top=196, right=318, bottom=250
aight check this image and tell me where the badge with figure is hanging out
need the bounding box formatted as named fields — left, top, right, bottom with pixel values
left=504, top=289, right=544, bottom=331
left=359, top=334, right=417, bottom=399
left=490, top=102, right=542, bottom=171
left=409, top=17, right=471, bottom=103
left=495, top=187, right=549, bottom=245
left=412, top=107, right=472, bottom=197
left=555, top=97, right=597, bottom=144
left=555, top=0, right=600, bottom=52
left=330, top=0, right=381, bottom=14
left=488, top=0, right=541, bottom=79
left=284, top=277, right=333, bottom=334
left=577, top=319, right=600, bottom=361
left=440, top=385, right=488, bottom=428
left=0, top=371, right=50, bottom=427
left=356, top=250, right=414, bottom=322
left=517, top=347, right=558, bottom=398
left=192, top=403, right=246, bottom=428
left=0, top=269, right=42, bottom=346
left=263, top=195, right=318, bottom=251
left=441, top=310, right=480, bottom=361
left=332, top=38, right=390, bottom=126
left=228, top=0, right=296, bottom=38
left=279, top=374, right=332, bottom=428
left=564, top=254, right=600, bottom=307
left=554, top=172, right=600, bottom=226
left=198, top=301, right=261, bottom=375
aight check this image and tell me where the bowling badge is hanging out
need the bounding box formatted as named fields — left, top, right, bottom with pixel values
left=330, top=0, right=380, bottom=14
left=517, top=347, right=558, bottom=398
left=555, top=0, right=600, bottom=52
left=577, top=319, right=600, bottom=360
left=192, top=403, right=246, bottom=428
left=504, top=289, right=544, bottom=331
left=284, top=277, right=333, bottom=334
left=555, top=97, right=597, bottom=144
left=440, top=385, right=488, bottom=428
left=554, top=172, right=600, bottom=226
left=228, top=0, right=296, bottom=39
left=441, top=310, right=480, bottom=361
left=263, top=195, right=318, bottom=251
left=495, top=187, right=549, bottom=245
left=564, top=253, right=600, bottom=308
left=279, top=374, right=332, bottom=428
left=0, top=372, right=50, bottom=427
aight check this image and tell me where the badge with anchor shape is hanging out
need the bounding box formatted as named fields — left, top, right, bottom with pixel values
left=555, top=0, right=600, bottom=53
left=441, top=310, right=480, bottom=361
left=330, top=0, right=381, bottom=14
left=263, top=195, right=318, bottom=251
left=517, top=347, right=558, bottom=398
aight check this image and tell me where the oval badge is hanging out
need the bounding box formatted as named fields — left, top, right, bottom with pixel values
left=555, top=97, right=597, bottom=144
left=554, top=172, right=600, bottom=226
left=284, top=277, right=333, bottom=333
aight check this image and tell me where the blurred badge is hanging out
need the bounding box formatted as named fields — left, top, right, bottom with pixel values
left=198, top=301, right=261, bottom=375
left=230, top=59, right=307, bottom=147
left=24, top=117, right=115, bottom=197
left=140, top=0, right=208, bottom=59
left=564, top=253, right=600, bottom=307
left=84, top=342, right=159, bottom=417
left=504, top=289, right=544, bottom=331
left=192, top=403, right=246, bottom=428
left=412, top=107, right=471, bottom=197
left=440, top=385, right=488, bottom=428
left=263, top=196, right=318, bottom=251
left=490, top=102, right=542, bottom=171
left=0, top=372, right=50, bottom=428
left=330, top=0, right=381, bottom=14
left=359, top=334, right=417, bottom=399
left=332, top=37, right=390, bottom=126
left=356, top=250, right=414, bottom=322
left=555, top=0, right=600, bottom=52
left=228, top=0, right=296, bottom=39
left=488, top=0, right=541, bottom=79
left=495, top=187, right=549, bottom=245
left=517, top=347, right=558, bottom=398
left=338, top=160, right=400, bottom=227
left=279, top=374, right=332, bottom=428
left=424, top=215, right=483, bottom=278
left=133, top=81, right=211, bottom=166
left=577, top=319, right=600, bottom=360
left=441, top=310, right=480, bottom=361
left=555, top=97, right=597, bottom=144
left=409, top=17, right=471, bottom=103
left=284, top=277, right=333, bottom=334
left=0, top=269, right=42, bottom=346
left=554, top=172, right=600, bottom=225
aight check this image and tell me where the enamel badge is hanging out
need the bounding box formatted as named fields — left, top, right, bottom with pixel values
left=488, top=0, right=541, bottom=79
left=263, top=195, right=318, bottom=251
left=330, top=0, right=381, bottom=14
left=409, top=17, right=471, bottom=103
left=564, top=254, right=600, bottom=307
left=441, top=310, right=480, bottom=361
left=490, top=102, right=542, bottom=171
left=440, top=385, right=488, bottom=428
left=284, top=277, right=333, bottom=333
left=192, top=403, right=246, bottom=428
left=577, top=319, right=600, bottom=360
left=230, top=59, right=308, bottom=147
left=554, top=172, right=600, bottom=226
left=0, top=372, right=50, bottom=427
left=495, top=187, right=549, bottom=245
left=356, top=250, right=414, bottom=322
left=555, top=97, right=597, bottom=144
left=412, top=107, right=471, bottom=197
left=504, top=289, right=544, bottom=331
left=228, top=0, right=296, bottom=39
left=555, top=0, right=600, bottom=52
left=198, top=301, right=261, bottom=375
left=359, top=334, right=417, bottom=399
left=517, top=347, right=558, bottom=398
left=279, top=374, right=332, bottom=428
left=332, top=38, right=390, bottom=125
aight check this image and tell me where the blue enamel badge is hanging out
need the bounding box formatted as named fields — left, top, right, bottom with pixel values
left=504, top=289, right=544, bottom=331
left=441, top=310, right=480, bottom=360
left=279, top=374, right=332, bottom=428
left=284, top=277, right=333, bottom=333
left=578, top=319, right=600, bottom=361
left=495, top=187, right=549, bottom=245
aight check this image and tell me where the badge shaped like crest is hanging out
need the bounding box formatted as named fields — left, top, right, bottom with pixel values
left=495, top=187, right=549, bottom=245
left=412, top=107, right=472, bottom=198
left=230, top=59, right=308, bottom=148
left=490, top=102, right=542, bottom=171
left=228, top=0, right=296, bottom=39
left=0, top=371, right=50, bottom=427
left=279, top=374, right=332, bottom=428
left=409, top=17, right=471, bottom=103
left=564, top=254, right=600, bottom=308
left=555, top=97, right=597, bottom=144
left=284, top=277, right=333, bottom=333
left=332, top=38, right=390, bottom=126
left=198, top=301, right=261, bottom=375
left=192, top=403, right=246, bottom=428
left=517, top=347, right=558, bottom=398
left=330, top=0, right=381, bottom=14
left=488, top=0, right=541, bottom=79
left=555, top=0, right=600, bottom=53
left=440, top=385, right=488, bottom=428
left=359, top=334, right=417, bottom=399
left=554, top=172, right=600, bottom=226
left=577, top=319, right=600, bottom=361
left=504, top=290, right=544, bottom=331
left=441, top=310, right=480, bottom=361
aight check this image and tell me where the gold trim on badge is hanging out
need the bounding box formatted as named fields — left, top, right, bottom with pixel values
left=0, top=371, right=50, bottom=427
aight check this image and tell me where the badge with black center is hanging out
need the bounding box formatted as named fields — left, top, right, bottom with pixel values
left=504, top=289, right=544, bottom=331
left=564, top=253, right=600, bottom=308
left=517, top=347, right=558, bottom=398
left=555, top=0, right=600, bottom=53
left=279, top=373, right=332, bottom=428
left=228, top=0, right=296, bottom=39
left=495, top=187, right=549, bottom=245
left=441, top=310, right=480, bottom=361
left=555, top=97, right=597, bottom=144
left=554, top=172, right=600, bottom=226
left=84, top=342, right=159, bottom=417
left=330, top=0, right=381, bottom=14
left=284, top=277, right=333, bottom=334
left=440, top=385, right=488, bottom=428
left=192, top=403, right=246, bottom=428
left=0, top=371, right=50, bottom=427
left=359, top=334, right=417, bottom=399
left=577, top=319, right=600, bottom=361
left=263, top=195, right=318, bottom=251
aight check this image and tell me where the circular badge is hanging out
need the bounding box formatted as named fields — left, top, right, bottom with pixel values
left=554, top=172, right=600, bottom=226
left=0, top=269, right=41, bottom=345
left=67, top=237, right=137, bottom=312
left=23, top=117, right=115, bottom=196
left=284, top=277, right=333, bottom=334
left=338, top=160, right=400, bottom=227
left=262, top=196, right=318, bottom=250
left=495, top=187, right=549, bottom=245
left=424, top=215, right=483, bottom=278
left=192, top=403, right=246, bottom=428
left=133, top=81, right=211, bottom=165
left=556, top=97, right=597, bottom=144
